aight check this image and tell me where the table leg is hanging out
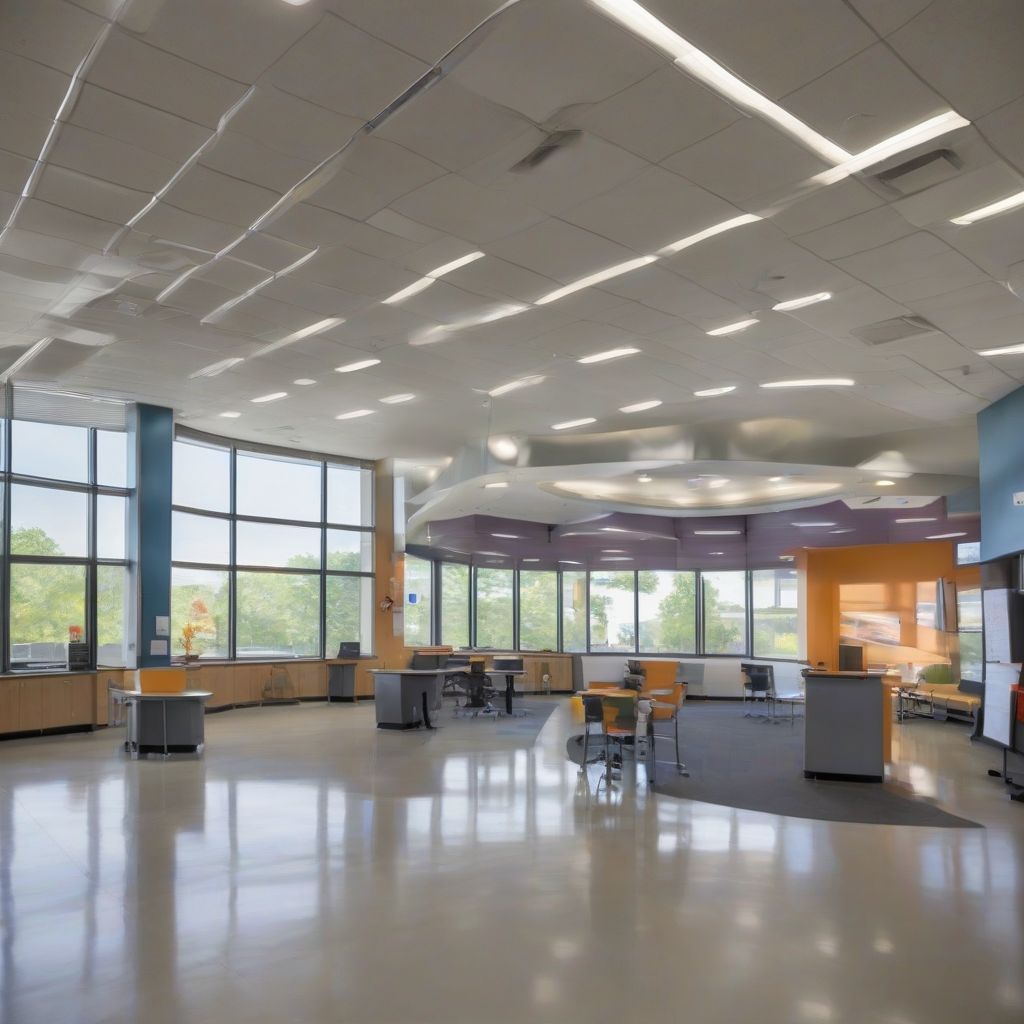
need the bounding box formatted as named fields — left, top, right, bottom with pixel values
left=505, top=674, right=514, bottom=715
left=162, top=699, right=169, bottom=758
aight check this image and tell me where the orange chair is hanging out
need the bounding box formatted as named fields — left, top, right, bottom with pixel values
left=638, top=660, right=678, bottom=692
left=644, top=681, right=688, bottom=776
left=599, top=693, right=641, bottom=788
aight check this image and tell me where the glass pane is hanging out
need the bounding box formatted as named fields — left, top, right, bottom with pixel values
left=475, top=568, right=513, bottom=649
left=327, top=464, right=373, bottom=526
left=236, top=571, right=320, bottom=658
left=589, top=571, right=636, bottom=653
left=97, top=564, right=133, bottom=667
left=957, top=586, right=982, bottom=630
left=11, top=484, right=88, bottom=557
left=404, top=556, right=432, bottom=647
left=97, top=494, right=128, bottom=560
left=171, top=567, right=229, bottom=660
left=173, top=440, right=230, bottom=512
left=326, top=528, right=373, bottom=572
left=703, top=570, right=748, bottom=655
left=96, top=429, right=128, bottom=488
left=752, top=568, right=799, bottom=659
left=561, top=571, right=587, bottom=652
left=172, top=511, right=230, bottom=565
left=638, top=571, right=696, bottom=653
left=237, top=451, right=321, bottom=521
left=440, top=563, right=470, bottom=649
left=10, top=563, right=87, bottom=670
left=519, top=571, right=557, bottom=650
left=959, top=630, right=983, bottom=683
left=236, top=521, right=321, bottom=568
left=326, top=575, right=373, bottom=658
left=12, top=420, right=88, bottom=482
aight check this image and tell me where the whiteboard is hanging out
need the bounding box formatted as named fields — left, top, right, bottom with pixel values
left=984, top=588, right=1013, bottom=662
left=983, top=661, right=1020, bottom=747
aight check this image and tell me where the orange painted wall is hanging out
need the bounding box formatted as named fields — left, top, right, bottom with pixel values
left=798, top=542, right=981, bottom=670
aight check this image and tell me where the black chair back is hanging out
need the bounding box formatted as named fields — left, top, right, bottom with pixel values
left=493, top=656, right=524, bottom=672
left=582, top=694, right=604, bottom=723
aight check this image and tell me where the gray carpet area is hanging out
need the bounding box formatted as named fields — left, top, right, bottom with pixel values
left=620, top=704, right=977, bottom=827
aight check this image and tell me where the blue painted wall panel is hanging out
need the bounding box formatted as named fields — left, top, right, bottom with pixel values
left=978, top=385, right=1024, bottom=562
left=137, top=404, right=173, bottom=667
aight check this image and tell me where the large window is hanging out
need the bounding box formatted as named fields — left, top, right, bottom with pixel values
left=957, top=585, right=983, bottom=683
left=404, top=556, right=432, bottom=647
left=440, top=562, right=470, bottom=648
left=475, top=567, right=513, bottom=649
left=5, top=395, right=133, bottom=672
left=638, top=571, right=697, bottom=653
left=589, top=571, right=636, bottom=653
left=519, top=571, right=557, bottom=650
left=561, top=571, right=587, bottom=652
left=171, top=435, right=374, bottom=660
left=703, top=570, right=748, bottom=655
left=752, top=568, right=799, bottom=658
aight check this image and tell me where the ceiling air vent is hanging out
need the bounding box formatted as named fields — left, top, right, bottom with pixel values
left=851, top=315, right=938, bottom=346
left=871, top=149, right=961, bottom=196
left=510, top=130, right=583, bottom=173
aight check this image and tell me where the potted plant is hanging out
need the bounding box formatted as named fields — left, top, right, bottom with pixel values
left=179, top=598, right=214, bottom=661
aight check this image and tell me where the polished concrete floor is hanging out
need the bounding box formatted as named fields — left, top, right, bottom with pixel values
left=1, top=698, right=1022, bottom=1024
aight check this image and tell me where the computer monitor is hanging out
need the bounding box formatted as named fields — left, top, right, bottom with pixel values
left=337, top=641, right=360, bottom=658
left=838, top=643, right=865, bottom=672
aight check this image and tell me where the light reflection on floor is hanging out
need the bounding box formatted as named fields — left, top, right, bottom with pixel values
left=0, top=699, right=1022, bottom=1023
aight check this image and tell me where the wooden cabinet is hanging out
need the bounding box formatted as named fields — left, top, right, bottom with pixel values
left=0, top=675, right=97, bottom=736
left=0, top=679, right=19, bottom=734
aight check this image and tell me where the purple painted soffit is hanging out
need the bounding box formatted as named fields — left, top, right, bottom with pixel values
left=407, top=501, right=980, bottom=571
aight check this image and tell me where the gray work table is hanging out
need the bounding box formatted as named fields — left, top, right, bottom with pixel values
left=803, top=671, right=886, bottom=782
left=370, top=670, right=443, bottom=730
left=116, top=690, right=213, bottom=758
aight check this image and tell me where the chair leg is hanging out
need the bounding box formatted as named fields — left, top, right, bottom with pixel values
left=674, top=715, right=688, bottom=777
left=582, top=726, right=589, bottom=768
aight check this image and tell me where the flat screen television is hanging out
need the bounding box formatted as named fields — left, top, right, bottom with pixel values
left=838, top=643, right=866, bottom=672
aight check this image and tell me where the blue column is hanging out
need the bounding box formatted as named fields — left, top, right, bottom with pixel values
left=136, top=404, right=173, bottom=668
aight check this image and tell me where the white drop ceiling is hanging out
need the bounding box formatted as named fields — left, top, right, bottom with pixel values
left=0, top=0, right=1022, bottom=496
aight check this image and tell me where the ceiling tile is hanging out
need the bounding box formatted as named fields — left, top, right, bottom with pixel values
left=0, top=0, right=105, bottom=75
left=162, top=165, right=279, bottom=229
left=793, top=206, right=917, bottom=260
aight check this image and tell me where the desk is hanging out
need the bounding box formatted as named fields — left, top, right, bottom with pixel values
left=325, top=659, right=367, bottom=702
left=371, top=669, right=442, bottom=730
left=803, top=671, right=887, bottom=782
left=118, top=690, right=212, bottom=758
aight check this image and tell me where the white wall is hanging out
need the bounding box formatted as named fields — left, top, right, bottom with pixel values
left=577, top=655, right=805, bottom=699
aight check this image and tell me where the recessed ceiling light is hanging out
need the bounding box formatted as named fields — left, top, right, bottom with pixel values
left=521, top=558, right=540, bottom=563
left=926, top=532, right=967, bottom=540
left=708, top=551, right=725, bottom=556
left=637, top=474, right=653, bottom=483
left=602, top=556, right=633, bottom=561
left=694, top=529, right=741, bottom=536
left=488, top=375, right=544, bottom=397
left=281, top=0, right=313, bottom=5
left=760, top=378, right=855, bottom=388
left=658, top=214, right=762, bottom=256
left=536, top=256, right=657, bottom=305
left=335, top=409, right=375, bottom=420
left=484, top=481, right=509, bottom=489
left=578, top=347, right=641, bottom=364
left=190, top=357, right=244, bottom=379
left=602, top=527, right=629, bottom=533
left=707, top=318, right=758, bottom=336
left=768, top=476, right=785, bottom=482
left=552, top=417, right=597, bottom=430
left=875, top=480, right=896, bottom=487
left=293, top=378, right=316, bottom=386
left=379, top=393, right=415, bottom=404
left=558, top=559, right=583, bottom=565
left=694, top=385, right=736, bottom=397
left=829, top=529, right=855, bottom=534
left=492, top=533, right=519, bottom=539
left=951, top=190, right=1024, bottom=226
left=219, top=411, right=241, bottom=418
left=251, top=392, right=287, bottom=403
left=707, top=478, right=729, bottom=489
left=382, top=251, right=486, bottom=305
left=792, top=522, right=836, bottom=528
left=429, top=251, right=486, bottom=277
left=894, top=517, right=937, bottom=524
left=779, top=554, right=795, bottom=561
left=335, top=358, right=381, bottom=373
left=276, top=317, right=344, bottom=346
left=977, top=343, right=1024, bottom=357
left=476, top=551, right=508, bottom=557
left=201, top=247, right=319, bottom=325
left=620, top=399, right=662, bottom=413
left=602, top=549, right=627, bottom=553
left=772, top=292, right=832, bottom=311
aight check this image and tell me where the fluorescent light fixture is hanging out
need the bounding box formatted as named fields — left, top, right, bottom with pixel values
left=281, top=0, right=314, bottom=6
left=335, top=358, right=381, bottom=373
left=603, top=549, right=627, bottom=553
left=476, top=551, right=507, bottom=558
left=552, top=417, right=597, bottom=430
left=189, top=357, right=244, bottom=379
left=588, top=0, right=849, bottom=163
left=484, top=481, right=509, bottom=489
left=813, top=112, right=971, bottom=186
left=760, top=378, right=855, bottom=388
left=382, top=251, right=485, bottom=305
left=829, top=529, right=855, bottom=535
left=335, top=409, right=375, bottom=420
left=488, top=375, right=545, bottom=397
left=602, top=527, right=629, bottom=533
left=792, top=522, right=836, bottom=528
left=694, top=530, right=741, bottom=536
left=707, top=478, right=729, bottom=489
left=780, top=555, right=795, bottom=561
left=558, top=560, right=583, bottom=565
left=219, top=411, right=241, bottom=419
left=579, top=347, right=641, bottom=364
left=768, top=476, right=785, bottom=482
left=619, top=399, right=662, bottom=413
left=926, top=532, right=967, bottom=540
left=275, top=317, right=345, bottom=348
left=251, top=392, right=287, bottom=403
left=521, top=558, right=540, bottom=563
left=694, top=385, right=736, bottom=397
left=951, top=190, right=1024, bottom=226
left=894, top=517, right=936, bottom=524
left=201, top=246, right=319, bottom=324
left=379, top=393, right=415, bottom=404
left=659, top=214, right=761, bottom=256
left=293, top=378, right=317, bottom=386
left=772, top=292, right=831, bottom=311
left=603, top=556, right=633, bottom=562
left=637, top=474, right=653, bottom=484
left=536, top=256, right=657, bottom=305
left=707, top=318, right=758, bottom=336
left=492, top=533, right=519, bottom=539
left=708, top=551, right=725, bottom=556
left=875, top=479, right=896, bottom=487
left=978, top=343, right=1024, bottom=357
left=383, top=277, right=434, bottom=305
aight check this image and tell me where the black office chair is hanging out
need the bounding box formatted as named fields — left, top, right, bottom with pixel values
left=442, top=655, right=471, bottom=704
left=580, top=694, right=606, bottom=768
left=741, top=663, right=776, bottom=719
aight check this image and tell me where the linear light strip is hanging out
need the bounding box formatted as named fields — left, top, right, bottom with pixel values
left=536, top=256, right=657, bottom=305
left=658, top=213, right=761, bottom=255
left=200, top=245, right=319, bottom=324
left=382, top=251, right=487, bottom=305
left=951, top=189, right=1024, bottom=226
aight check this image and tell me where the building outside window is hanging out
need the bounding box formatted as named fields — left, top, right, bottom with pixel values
left=403, top=556, right=432, bottom=647
left=475, top=567, right=513, bottom=649
left=439, top=562, right=470, bottom=648
left=171, top=433, right=374, bottom=660
left=519, top=571, right=558, bottom=650
left=752, top=568, right=800, bottom=659
left=702, top=570, right=748, bottom=655
left=638, top=571, right=697, bottom=653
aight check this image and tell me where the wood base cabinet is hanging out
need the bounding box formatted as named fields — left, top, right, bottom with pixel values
left=0, top=676, right=97, bottom=736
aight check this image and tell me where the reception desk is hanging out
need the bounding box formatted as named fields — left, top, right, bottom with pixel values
left=803, top=671, right=890, bottom=782
left=371, top=670, right=442, bottom=730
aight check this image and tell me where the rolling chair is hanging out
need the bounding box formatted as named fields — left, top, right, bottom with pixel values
left=741, top=663, right=776, bottom=719
left=580, top=694, right=607, bottom=769
left=643, top=680, right=688, bottom=776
